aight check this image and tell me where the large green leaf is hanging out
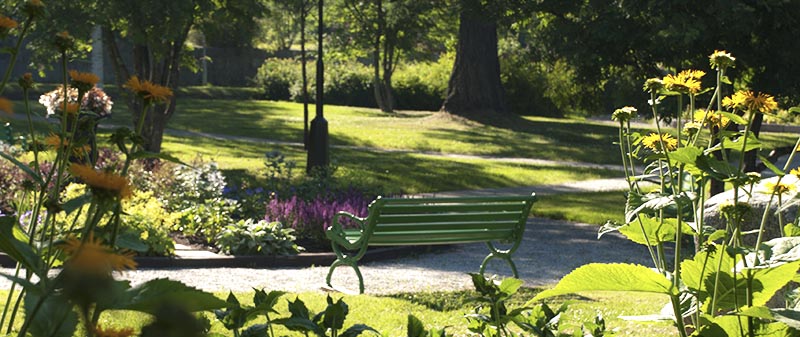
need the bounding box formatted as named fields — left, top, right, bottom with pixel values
left=0, top=217, right=44, bottom=277
left=340, top=324, right=379, bottom=337
left=748, top=261, right=800, bottom=308
left=697, top=314, right=799, bottom=337
left=407, top=314, right=427, bottom=337
left=24, top=289, right=78, bottom=337
left=740, top=307, right=800, bottom=331
left=528, top=263, right=675, bottom=303
left=619, top=215, right=695, bottom=246
left=323, top=296, right=349, bottom=331
left=755, top=237, right=800, bottom=265
left=124, top=278, right=227, bottom=314
left=0, top=151, right=44, bottom=187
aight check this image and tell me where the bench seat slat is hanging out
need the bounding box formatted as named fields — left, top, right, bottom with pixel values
left=379, top=203, right=528, bottom=214
left=345, top=228, right=514, bottom=244
left=376, top=212, right=523, bottom=224
left=380, top=196, right=533, bottom=204
left=373, top=220, right=518, bottom=232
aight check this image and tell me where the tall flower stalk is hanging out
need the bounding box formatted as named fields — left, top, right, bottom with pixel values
left=532, top=51, right=800, bottom=337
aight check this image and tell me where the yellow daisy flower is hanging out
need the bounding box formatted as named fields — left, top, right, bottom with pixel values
left=723, top=90, right=748, bottom=110
left=124, top=76, right=173, bottom=103
left=94, top=326, right=135, bottom=337
left=764, top=181, right=796, bottom=195
left=23, top=0, right=46, bottom=19
left=641, top=133, right=678, bottom=152
left=663, top=70, right=704, bottom=95
left=69, top=164, right=132, bottom=199
left=43, top=133, right=90, bottom=158
left=18, top=72, right=34, bottom=89
left=709, top=50, right=736, bottom=69
left=693, top=109, right=730, bottom=129
left=611, top=106, right=637, bottom=122
left=0, top=97, right=13, bottom=114
left=69, top=70, right=99, bottom=92
left=790, top=168, right=800, bottom=179
left=58, top=234, right=137, bottom=275
left=0, top=15, right=18, bottom=35
left=643, top=78, right=664, bottom=93
left=54, top=30, right=75, bottom=52
left=746, top=92, right=778, bottom=113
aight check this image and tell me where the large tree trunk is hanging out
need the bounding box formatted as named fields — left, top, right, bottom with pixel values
left=441, top=10, right=507, bottom=116
left=372, top=0, right=392, bottom=113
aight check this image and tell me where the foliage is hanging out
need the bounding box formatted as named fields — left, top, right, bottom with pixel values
left=273, top=295, right=379, bottom=337
left=0, top=14, right=226, bottom=335
left=532, top=51, right=800, bottom=337
left=255, top=58, right=302, bottom=101
left=118, top=190, right=176, bottom=256
left=392, top=54, right=453, bottom=111
left=214, top=289, right=286, bottom=337
left=215, top=219, right=302, bottom=256
left=265, top=188, right=374, bottom=242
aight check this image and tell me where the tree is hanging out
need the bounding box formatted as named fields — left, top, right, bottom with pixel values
left=197, top=0, right=267, bottom=48
left=440, top=0, right=532, bottom=117
left=334, top=0, right=435, bottom=113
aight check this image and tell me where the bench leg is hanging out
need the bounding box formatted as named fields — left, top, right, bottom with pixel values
left=479, top=253, right=519, bottom=279
left=326, top=259, right=365, bottom=294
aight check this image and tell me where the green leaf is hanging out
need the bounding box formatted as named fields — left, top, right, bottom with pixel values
left=124, top=278, right=227, bottom=314
left=739, top=306, right=800, bottom=331
left=323, top=296, right=349, bottom=331
left=287, top=297, right=311, bottom=319
left=0, top=151, right=44, bottom=187
left=24, top=290, right=78, bottom=337
left=784, top=224, right=800, bottom=238
left=697, top=314, right=798, bottom=337
left=273, top=317, right=321, bottom=334
left=668, top=146, right=703, bottom=167
left=498, top=278, right=523, bottom=299
left=788, top=106, right=800, bottom=114
left=749, top=261, right=800, bottom=308
left=340, top=324, right=379, bottom=337
left=719, top=111, right=748, bottom=125
left=241, top=324, right=268, bottom=337
left=696, top=155, right=739, bottom=180
left=252, top=289, right=285, bottom=314
left=0, top=217, right=44, bottom=277
left=130, top=151, right=190, bottom=167
left=528, top=263, right=675, bottom=303
left=407, top=314, right=427, bottom=337
left=760, top=155, right=785, bottom=177
left=61, top=194, right=91, bottom=215
left=619, top=216, right=695, bottom=246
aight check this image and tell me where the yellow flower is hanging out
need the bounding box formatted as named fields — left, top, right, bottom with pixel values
left=709, top=50, right=736, bottom=69
left=44, top=133, right=90, bottom=158
left=54, top=31, right=75, bottom=52
left=693, top=109, right=730, bottom=129
left=0, top=97, right=12, bottom=114
left=611, top=106, right=637, bottom=122
left=643, top=78, right=664, bottom=93
left=23, top=0, right=46, bottom=19
left=18, top=72, right=34, bottom=89
left=663, top=70, right=704, bottom=94
left=124, top=76, right=173, bottom=103
left=641, top=133, right=678, bottom=152
left=0, top=15, right=18, bottom=34
left=69, top=164, right=132, bottom=199
left=764, top=181, right=796, bottom=195
left=94, top=326, right=135, bottom=337
left=69, top=70, right=99, bottom=92
left=723, top=90, right=749, bottom=110
left=58, top=234, right=137, bottom=275
left=791, top=168, right=800, bottom=179
left=746, top=92, right=778, bottom=113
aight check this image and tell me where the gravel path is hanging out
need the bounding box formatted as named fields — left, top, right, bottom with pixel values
left=0, top=218, right=653, bottom=295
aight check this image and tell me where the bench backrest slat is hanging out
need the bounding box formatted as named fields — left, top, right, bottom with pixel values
left=358, top=195, right=535, bottom=246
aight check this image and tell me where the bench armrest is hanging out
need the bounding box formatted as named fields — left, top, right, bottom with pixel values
left=326, top=211, right=367, bottom=251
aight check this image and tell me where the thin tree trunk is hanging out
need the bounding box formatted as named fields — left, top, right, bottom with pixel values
left=372, top=0, right=390, bottom=112
left=441, top=10, right=507, bottom=116
left=301, top=1, right=309, bottom=149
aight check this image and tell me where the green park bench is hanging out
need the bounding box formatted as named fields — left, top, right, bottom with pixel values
left=325, top=193, right=537, bottom=293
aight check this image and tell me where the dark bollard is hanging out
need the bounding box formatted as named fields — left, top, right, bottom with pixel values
left=306, top=116, right=329, bottom=174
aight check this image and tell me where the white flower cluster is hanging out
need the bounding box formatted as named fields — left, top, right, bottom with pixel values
left=38, top=86, right=113, bottom=117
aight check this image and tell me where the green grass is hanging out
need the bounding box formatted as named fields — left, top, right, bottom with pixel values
left=92, top=289, right=675, bottom=337
left=533, top=191, right=627, bottom=225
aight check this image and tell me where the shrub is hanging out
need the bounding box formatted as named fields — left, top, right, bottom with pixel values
left=0, top=142, right=27, bottom=213
left=393, top=54, right=453, bottom=111
left=118, top=190, right=177, bottom=256
left=214, top=219, right=302, bottom=255
left=254, top=57, right=300, bottom=100
left=264, top=188, right=374, bottom=242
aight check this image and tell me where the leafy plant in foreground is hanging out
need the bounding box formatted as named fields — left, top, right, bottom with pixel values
left=530, top=51, right=800, bottom=337
left=215, top=219, right=303, bottom=256
left=274, top=295, right=379, bottom=337
left=213, top=289, right=285, bottom=337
